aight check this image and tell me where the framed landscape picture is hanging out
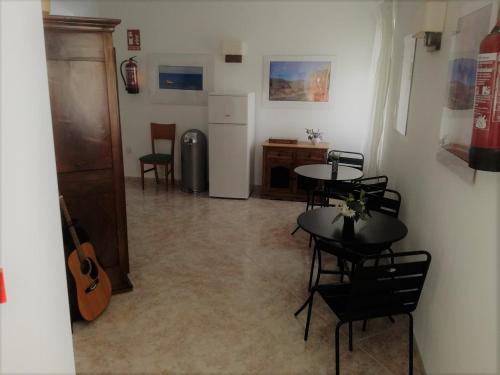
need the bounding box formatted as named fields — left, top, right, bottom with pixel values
left=158, top=66, right=204, bottom=91
left=148, top=53, right=213, bottom=106
left=263, top=55, right=334, bottom=108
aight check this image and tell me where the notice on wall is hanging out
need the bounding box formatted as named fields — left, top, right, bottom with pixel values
left=395, top=35, right=417, bottom=136
left=127, top=29, right=141, bottom=51
left=439, top=4, right=492, bottom=162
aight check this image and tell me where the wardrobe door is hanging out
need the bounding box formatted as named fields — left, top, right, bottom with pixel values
left=44, top=17, right=132, bottom=293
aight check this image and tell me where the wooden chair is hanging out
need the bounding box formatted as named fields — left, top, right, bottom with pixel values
left=139, top=123, right=176, bottom=190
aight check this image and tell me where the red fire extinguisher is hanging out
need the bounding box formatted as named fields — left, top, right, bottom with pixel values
left=120, top=57, right=139, bottom=94
left=470, top=22, right=500, bottom=171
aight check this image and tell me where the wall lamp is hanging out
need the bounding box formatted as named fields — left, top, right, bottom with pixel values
left=415, top=0, right=448, bottom=52
left=222, top=40, right=247, bottom=63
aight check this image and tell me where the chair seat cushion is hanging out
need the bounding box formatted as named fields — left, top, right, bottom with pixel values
left=139, top=153, right=171, bottom=164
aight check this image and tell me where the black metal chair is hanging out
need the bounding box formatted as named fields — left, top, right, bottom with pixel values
left=359, top=186, right=402, bottom=332
left=290, top=176, right=318, bottom=242
left=296, top=251, right=431, bottom=375
left=320, top=174, right=388, bottom=208
left=307, top=175, right=389, bottom=283
left=372, top=188, right=401, bottom=217
left=307, top=239, right=369, bottom=290
left=327, top=149, right=364, bottom=170
left=366, top=187, right=402, bottom=257
left=307, top=177, right=390, bottom=289
left=310, top=150, right=365, bottom=209
left=353, top=175, right=388, bottom=201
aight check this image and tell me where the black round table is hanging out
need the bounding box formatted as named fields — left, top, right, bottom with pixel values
left=297, top=207, right=407, bottom=253
left=294, top=164, right=363, bottom=181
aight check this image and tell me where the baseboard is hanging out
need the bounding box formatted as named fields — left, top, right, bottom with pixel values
left=125, top=176, right=181, bottom=184
left=414, top=339, right=427, bottom=375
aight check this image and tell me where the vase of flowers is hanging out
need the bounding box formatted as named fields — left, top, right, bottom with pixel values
left=342, top=216, right=355, bottom=239
left=305, top=128, right=323, bottom=145
left=333, top=191, right=370, bottom=239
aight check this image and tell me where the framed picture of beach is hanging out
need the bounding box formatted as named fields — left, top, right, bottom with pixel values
left=148, top=53, right=214, bottom=106
left=158, top=66, right=204, bottom=91
left=262, top=55, right=334, bottom=108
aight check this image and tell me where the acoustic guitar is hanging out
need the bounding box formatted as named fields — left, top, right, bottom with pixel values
left=59, top=196, right=112, bottom=321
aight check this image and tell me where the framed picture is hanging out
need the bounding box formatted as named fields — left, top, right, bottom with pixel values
left=147, top=53, right=214, bottom=106
left=439, top=4, right=492, bottom=162
left=262, top=55, right=334, bottom=108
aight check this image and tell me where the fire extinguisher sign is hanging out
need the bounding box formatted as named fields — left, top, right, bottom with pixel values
left=127, top=29, right=141, bottom=51
left=474, top=53, right=498, bottom=129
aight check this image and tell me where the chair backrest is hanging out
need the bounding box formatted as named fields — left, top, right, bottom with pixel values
left=151, top=123, right=176, bottom=157
left=375, top=189, right=401, bottom=218
left=328, top=150, right=364, bottom=171
left=353, top=176, right=388, bottom=210
left=346, top=251, right=431, bottom=320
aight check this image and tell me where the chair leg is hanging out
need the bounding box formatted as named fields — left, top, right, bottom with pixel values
left=171, top=162, right=175, bottom=186
left=165, top=164, right=168, bottom=191
left=294, top=294, right=311, bottom=317
left=308, top=233, right=313, bottom=248
left=340, top=258, right=345, bottom=283
left=314, top=248, right=322, bottom=288
left=154, top=165, right=160, bottom=184
left=388, top=247, right=395, bottom=265
left=348, top=321, right=353, bottom=351
left=408, top=313, right=414, bottom=375
left=291, top=226, right=300, bottom=235
left=335, top=321, right=343, bottom=375
left=304, top=292, right=315, bottom=341
left=307, top=244, right=318, bottom=291
left=140, top=161, right=145, bottom=190
left=362, top=320, right=367, bottom=332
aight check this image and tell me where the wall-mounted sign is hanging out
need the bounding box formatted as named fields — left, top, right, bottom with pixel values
left=127, top=29, right=141, bottom=51
left=439, top=5, right=492, bottom=163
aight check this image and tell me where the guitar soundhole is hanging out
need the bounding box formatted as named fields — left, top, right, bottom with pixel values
left=80, top=257, right=99, bottom=279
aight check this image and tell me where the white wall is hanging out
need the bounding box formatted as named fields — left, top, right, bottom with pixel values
left=0, top=1, right=75, bottom=373
left=380, top=1, right=499, bottom=373
left=51, top=0, right=378, bottom=184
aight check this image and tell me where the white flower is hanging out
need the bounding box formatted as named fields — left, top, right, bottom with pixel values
left=338, top=202, right=355, bottom=218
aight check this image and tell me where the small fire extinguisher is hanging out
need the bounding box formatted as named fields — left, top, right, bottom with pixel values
left=120, top=57, right=139, bottom=94
left=469, top=22, right=500, bottom=171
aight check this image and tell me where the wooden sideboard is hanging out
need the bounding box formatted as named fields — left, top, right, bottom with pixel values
left=261, top=141, right=329, bottom=201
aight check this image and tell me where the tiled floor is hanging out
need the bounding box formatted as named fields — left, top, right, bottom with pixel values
left=73, top=179, right=424, bottom=374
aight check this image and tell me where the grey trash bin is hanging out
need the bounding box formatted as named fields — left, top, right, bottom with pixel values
left=181, top=129, right=207, bottom=193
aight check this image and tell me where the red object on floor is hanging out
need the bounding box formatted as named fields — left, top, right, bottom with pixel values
left=0, top=268, right=6, bottom=304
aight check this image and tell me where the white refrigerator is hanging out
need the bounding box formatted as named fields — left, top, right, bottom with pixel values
left=208, top=92, right=255, bottom=199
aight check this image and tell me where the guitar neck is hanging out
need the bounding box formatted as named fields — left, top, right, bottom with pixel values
left=59, top=196, right=86, bottom=262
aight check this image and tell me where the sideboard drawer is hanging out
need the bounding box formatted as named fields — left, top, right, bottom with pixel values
left=296, top=150, right=325, bottom=162
left=266, top=149, right=294, bottom=161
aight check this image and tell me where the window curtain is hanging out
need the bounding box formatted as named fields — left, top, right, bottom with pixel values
left=364, top=0, right=397, bottom=176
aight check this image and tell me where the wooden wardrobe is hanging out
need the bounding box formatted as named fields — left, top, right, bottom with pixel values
left=44, top=16, right=132, bottom=293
